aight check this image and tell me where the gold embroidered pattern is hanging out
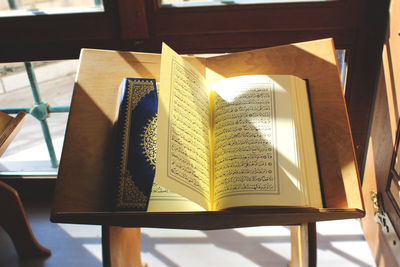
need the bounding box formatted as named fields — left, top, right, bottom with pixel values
left=117, top=79, right=156, bottom=209
left=140, top=115, right=158, bottom=170
left=117, top=171, right=148, bottom=209
left=119, top=82, right=133, bottom=173
left=130, top=79, right=155, bottom=111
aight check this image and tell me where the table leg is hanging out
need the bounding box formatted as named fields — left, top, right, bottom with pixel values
left=290, top=222, right=317, bottom=267
left=102, top=226, right=146, bottom=267
left=0, top=181, right=51, bottom=258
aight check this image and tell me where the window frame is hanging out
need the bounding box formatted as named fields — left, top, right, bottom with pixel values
left=0, top=0, right=122, bottom=62
left=0, top=0, right=390, bottom=176
left=0, top=0, right=362, bottom=60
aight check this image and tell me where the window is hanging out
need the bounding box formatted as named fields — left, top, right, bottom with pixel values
left=0, top=0, right=389, bottom=176
left=0, top=0, right=103, bottom=16
left=0, top=60, right=76, bottom=175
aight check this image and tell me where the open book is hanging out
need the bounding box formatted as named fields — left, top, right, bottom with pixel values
left=146, top=44, right=323, bottom=212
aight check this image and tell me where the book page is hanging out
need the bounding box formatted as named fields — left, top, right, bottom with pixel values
left=148, top=184, right=205, bottom=212
left=291, top=77, right=322, bottom=208
left=153, top=43, right=211, bottom=210
left=212, top=75, right=306, bottom=210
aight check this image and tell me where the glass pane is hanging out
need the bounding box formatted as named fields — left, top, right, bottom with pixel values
left=162, top=0, right=334, bottom=7
left=0, top=60, right=76, bottom=175
left=336, top=49, right=347, bottom=90
left=0, top=0, right=103, bottom=17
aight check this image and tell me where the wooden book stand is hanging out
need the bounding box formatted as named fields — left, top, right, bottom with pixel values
left=0, top=111, right=51, bottom=258
left=0, top=112, right=26, bottom=157
left=51, top=39, right=364, bottom=267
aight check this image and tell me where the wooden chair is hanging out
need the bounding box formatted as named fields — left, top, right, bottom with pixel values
left=0, top=111, right=51, bottom=258
left=51, top=39, right=364, bottom=267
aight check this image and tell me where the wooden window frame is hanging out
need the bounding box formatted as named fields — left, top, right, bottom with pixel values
left=0, top=0, right=390, bottom=176
left=145, top=0, right=361, bottom=52
left=0, top=0, right=122, bottom=62
left=0, top=0, right=364, bottom=60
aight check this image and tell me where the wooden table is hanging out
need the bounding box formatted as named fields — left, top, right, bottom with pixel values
left=51, top=38, right=364, bottom=267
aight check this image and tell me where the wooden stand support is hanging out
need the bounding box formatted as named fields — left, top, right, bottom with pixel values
left=101, top=225, right=315, bottom=267
left=0, top=111, right=51, bottom=258
left=0, top=112, right=26, bottom=156
left=290, top=223, right=317, bottom=267
left=102, top=226, right=145, bottom=267
left=0, top=181, right=51, bottom=258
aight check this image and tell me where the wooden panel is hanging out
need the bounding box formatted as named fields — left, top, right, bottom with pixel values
left=51, top=49, right=163, bottom=213
left=148, top=0, right=361, bottom=36
left=360, top=67, right=396, bottom=266
left=102, top=226, right=143, bottom=267
left=345, top=0, right=390, bottom=173
left=51, top=208, right=363, bottom=229
left=0, top=0, right=362, bottom=63
left=117, top=0, right=149, bottom=39
left=0, top=112, right=12, bottom=128
left=50, top=50, right=206, bottom=213
left=0, top=112, right=26, bottom=157
left=0, top=39, right=132, bottom=63
left=0, top=29, right=355, bottom=63
left=148, top=29, right=356, bottom=54
left=51, top=39, right=363, bottom=228
left=390, top=179, right=400, bottom=209
left=361, top=0, right=400, bottom=265
left=290, top=223, right=316, bottom=267
left=0, top=0, right=120, bottom=45
left=394, top=142, right=400, bottom=175
left=381, top=0, right=400, bottom=243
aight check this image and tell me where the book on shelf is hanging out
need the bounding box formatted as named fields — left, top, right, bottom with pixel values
left=114, top=44, right=323, bottom=212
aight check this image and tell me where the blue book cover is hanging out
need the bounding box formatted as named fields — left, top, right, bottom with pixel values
left=114, top=78, right=158, bottom=211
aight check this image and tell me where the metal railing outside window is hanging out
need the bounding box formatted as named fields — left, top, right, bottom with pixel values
left=0, top=60, right=76, bottom=173
left=1, top=63, right=70, bottom=168
left=0, top=0, right=103, bottom=173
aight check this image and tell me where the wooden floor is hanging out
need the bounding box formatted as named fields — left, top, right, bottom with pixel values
left=0, top=201, right=376, bottom=267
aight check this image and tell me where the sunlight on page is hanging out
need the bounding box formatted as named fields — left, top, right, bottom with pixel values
left=212, top=75, right=306, bottom=209
left=212, top=77, right=245, bottom=103
left=248, top=117, right=300, bottom=191
left=213, top=75, right=301, bottom=190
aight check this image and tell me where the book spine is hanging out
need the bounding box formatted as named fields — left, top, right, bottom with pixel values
left=114, top=78, right=158, bottom=211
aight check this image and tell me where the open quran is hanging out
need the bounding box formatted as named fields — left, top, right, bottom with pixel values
left=115, top=44, right=323, bottom=212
